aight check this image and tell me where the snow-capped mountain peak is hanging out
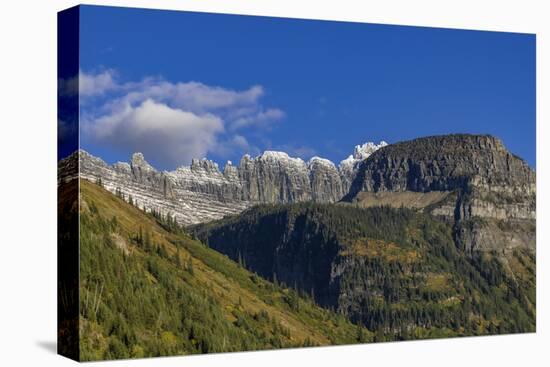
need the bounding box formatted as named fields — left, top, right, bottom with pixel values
left=339, top=141, right=388, bottom=171
left=308, top=156, right=336, bottom=169
left=353, top=141, right=388, bottom=160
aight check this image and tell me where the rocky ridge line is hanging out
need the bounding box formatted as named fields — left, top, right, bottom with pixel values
left=63, top=141, right=387, bottom=225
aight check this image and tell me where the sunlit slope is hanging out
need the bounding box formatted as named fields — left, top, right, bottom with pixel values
left=78, top=179, right=370, bottom=361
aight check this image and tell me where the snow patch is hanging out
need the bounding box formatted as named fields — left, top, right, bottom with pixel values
left=339, top=141, right=388, bottom=171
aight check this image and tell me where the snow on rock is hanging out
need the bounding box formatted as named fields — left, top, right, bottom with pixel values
left=339, top=141, right=388, bottom=192
left=70, top=140, right=388, bottom=225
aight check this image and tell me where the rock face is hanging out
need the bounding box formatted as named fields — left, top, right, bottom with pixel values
left=66, top=142, right=386, bottom=225
left=344, top=134, right=536, bottom=253
left=339, top=141, right=388, bottom=192
left=308, top=157, right=344, bottom=202
left=346, top=135, right=534, bottom=198
left=76, top=150, right=250, bottom=225
left=238, top=152, right=312, bottom=203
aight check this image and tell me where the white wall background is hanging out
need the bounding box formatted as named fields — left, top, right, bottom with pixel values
left=0, top=1, right=547, bottom=366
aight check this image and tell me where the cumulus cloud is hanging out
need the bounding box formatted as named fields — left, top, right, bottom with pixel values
left=108, top=80, right=272, bottom=119
left=153, top=82, right=264, bottom=113
left=231, top=108, right=285, bottom=131
left=59, top=69, right=118, bottom=98
left=84, top=99, right=223, bottom=167
left=79, top=69, right=118, bottom=96
left=81, top=69, right=284, bottom=167
left=211, top=134, right=261, bottom=159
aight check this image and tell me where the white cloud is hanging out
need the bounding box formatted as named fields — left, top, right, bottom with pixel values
left=79, top=69, right=118, bottom=97
left=116, top=80, right=271, bottom=118
left=231, top=108, right=285, bottom=131
left=81, top=69, right=285, bottom=167
left=85, top=99, right=223, bottom=167
left=229, top=135, right=250, bottom=150
left=78, top=69, right=119, bottom=98
left=166, top=82, right=264, bottom=113
left=59, top=69, right=118, bottom=98
left=211, top=134, right=261, bottom=158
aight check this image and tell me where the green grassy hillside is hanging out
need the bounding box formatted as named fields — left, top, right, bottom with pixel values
left=78, top=180, right=371, bottom=361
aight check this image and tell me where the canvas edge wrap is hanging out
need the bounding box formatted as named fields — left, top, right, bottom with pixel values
left=58, top=5, right=80, bottom=362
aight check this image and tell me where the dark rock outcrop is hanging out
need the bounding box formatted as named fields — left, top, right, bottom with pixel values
left=344, top=134, right=536, bottom=253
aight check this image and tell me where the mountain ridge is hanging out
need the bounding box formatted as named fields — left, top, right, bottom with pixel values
left=62, top=141, right=387, bottom=224
left=58, top=134, right=535, bottom=235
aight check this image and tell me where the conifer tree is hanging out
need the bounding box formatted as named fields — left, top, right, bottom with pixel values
left=138, top=226, right=143, bottom=247
left=144, top=230, right=151, bottom=251
left=187, top=256, right=194, bottom=276
left=174, top=246, right=182, bottom=268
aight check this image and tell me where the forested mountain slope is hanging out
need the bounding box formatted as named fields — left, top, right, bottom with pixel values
left=193, top=203, right=535, bottom=340
left=77, top=180, right=371, bottom=361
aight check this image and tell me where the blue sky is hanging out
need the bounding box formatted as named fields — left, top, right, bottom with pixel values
left=78, top=5, right=536, bottom=170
